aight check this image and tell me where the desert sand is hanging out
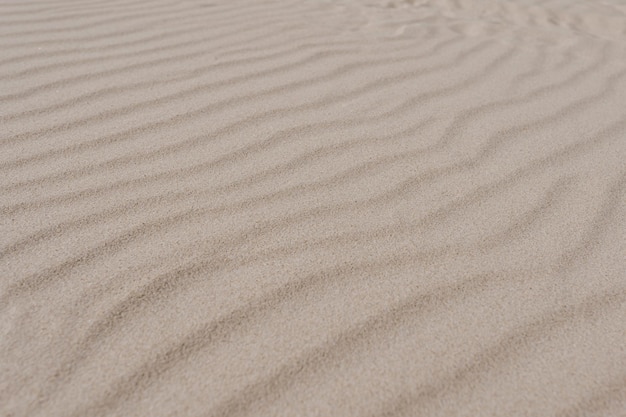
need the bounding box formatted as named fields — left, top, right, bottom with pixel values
left=1, top=0, right=626, bottom=416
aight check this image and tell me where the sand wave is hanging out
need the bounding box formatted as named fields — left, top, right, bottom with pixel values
left=2, top=1, right=626, bottom=416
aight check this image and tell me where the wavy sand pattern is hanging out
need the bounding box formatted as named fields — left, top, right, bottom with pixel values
left=2, top=0, right=626, bottom=416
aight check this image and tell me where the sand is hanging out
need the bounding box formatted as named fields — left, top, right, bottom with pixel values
left=1, top=0, right=626, bottom=416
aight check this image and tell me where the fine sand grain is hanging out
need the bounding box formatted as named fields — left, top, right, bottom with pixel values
left=2, top=1, right=626, bottom=416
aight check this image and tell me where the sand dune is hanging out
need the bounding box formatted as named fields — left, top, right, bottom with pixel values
left=2, top=0, right=626, bottom=416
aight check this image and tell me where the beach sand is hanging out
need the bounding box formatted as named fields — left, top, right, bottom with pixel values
left=1, top=0, right=626, bottom=416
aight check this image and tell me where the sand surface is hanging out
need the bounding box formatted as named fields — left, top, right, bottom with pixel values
left=2, top=0, right=626, bottom=416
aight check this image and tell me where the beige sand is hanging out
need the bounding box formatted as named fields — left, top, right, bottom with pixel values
left=2, top=0, right=626, bottom=416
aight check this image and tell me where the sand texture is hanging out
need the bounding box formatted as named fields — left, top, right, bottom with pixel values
left=2, top=0, right=626, bottom=416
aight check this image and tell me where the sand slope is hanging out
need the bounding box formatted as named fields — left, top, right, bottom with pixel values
left=1, top=0, right=626, bottom=416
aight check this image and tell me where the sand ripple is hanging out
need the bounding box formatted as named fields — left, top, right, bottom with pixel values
left=1, top=1, right=626, bottom=416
